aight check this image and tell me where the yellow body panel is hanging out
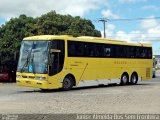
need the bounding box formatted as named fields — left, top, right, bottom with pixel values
left=17, top=35, right=153, bottom=89
left=65, top=58, right=152, bottom=81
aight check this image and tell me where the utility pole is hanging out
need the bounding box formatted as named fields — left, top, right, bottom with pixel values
left=98, top=18, right=108, bottom=38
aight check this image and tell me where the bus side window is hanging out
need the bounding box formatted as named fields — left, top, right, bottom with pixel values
left=115, top=46, right=124, bottom=58
left=71, top=41, right=86, bottom=57
left=89, top=43, right=95, bottom=57
left=85, top=42, right=98, bottom=57
left=92, top=44, right=100, bottom=57
left=76, top=42, right=85, bottom=57
left=135, top=47, right=140, bottom=58
left=140, top=48, right=146, bottom=58
left=144, top=49, right=147, bottom=58
left=103, top=44, right=113, bottom=57
left=104, top=47, right=111, bottom=57
left=68, top=41, right=76, bottom=57
left=129, top=47, right=135, bottom=58
left=115, top=46, right=119, bottom=58
left=97, top=44, right=104, bottom=57
left=147, top=48, right=152, bottom=59
left=122, top=46, right=128, bottom=58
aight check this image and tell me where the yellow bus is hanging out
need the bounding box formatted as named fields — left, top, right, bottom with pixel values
left=16, top=35, right=153, bottom=90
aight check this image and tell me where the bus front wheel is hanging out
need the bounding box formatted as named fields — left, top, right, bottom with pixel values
left=62, top=76, right=74, bottom=91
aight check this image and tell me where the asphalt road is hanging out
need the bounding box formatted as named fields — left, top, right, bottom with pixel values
left=0, top=72, right=160, bottom=114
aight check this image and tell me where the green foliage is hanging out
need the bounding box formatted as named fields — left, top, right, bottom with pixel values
left=0, top=11, right=101, bottom=62
left=0, top=14, right=36, bottom=57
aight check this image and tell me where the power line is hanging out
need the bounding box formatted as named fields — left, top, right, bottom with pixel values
left=107, top=33, right=160, bottom=35
left=106, top=36, right=160, bottom=39
left=99, top=16, right=160, bottom=22
left=96, top=16, right=160, bottom=38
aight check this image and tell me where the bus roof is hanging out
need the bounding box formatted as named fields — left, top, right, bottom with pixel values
left=23, top=35, right=152, bottom=47
left=23, top=35, right=72, bottom=40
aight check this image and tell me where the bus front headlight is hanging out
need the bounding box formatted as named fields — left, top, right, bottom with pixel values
left=35, top=76, right=46, bottom=80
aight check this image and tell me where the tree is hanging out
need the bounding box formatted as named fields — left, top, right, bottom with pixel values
left=67, top=16, right=101, bottom=37
left=0, top=15, right=36, bottom=52
left=36, top=11, right=101, bottom=37
left=0, top=11, right=101, bottom=63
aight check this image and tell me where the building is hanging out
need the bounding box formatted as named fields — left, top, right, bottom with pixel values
left=154, top=55, right=160, bottom=68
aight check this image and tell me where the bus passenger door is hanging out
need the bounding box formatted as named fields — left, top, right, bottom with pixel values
left=49, top=52, right=60, bottom=75
left=49, top=40, right=65, bottom=76
left=49, top=52, right=59, bottom=75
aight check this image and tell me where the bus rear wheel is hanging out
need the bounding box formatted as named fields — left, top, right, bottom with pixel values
left=130, top=73, right=138, bottom=85
left=120, top=73, right=129, bottom=85
left=62, top=76, right=74, bottom=91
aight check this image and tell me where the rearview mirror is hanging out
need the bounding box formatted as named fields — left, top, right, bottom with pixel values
left=50, top=49, right=61, bottom=53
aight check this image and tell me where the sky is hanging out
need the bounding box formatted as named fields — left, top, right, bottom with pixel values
left=0, top=0, right=160, bottom=55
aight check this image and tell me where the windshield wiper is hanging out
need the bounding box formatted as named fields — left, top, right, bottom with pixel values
left=20, top=50, right=31, bottom=73
left=30, top=53, right=35, bottom=74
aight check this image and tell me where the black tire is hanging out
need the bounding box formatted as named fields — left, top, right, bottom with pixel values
left=152, top=74, right=156, bottom=78
left=130, top=73, right=138, bottom=85
left=62, top=76, right=74, bottom=91
left=120, top=73, right=129, bottom=85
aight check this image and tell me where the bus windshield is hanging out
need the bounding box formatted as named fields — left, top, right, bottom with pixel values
left=17, top=40, right=49, bottom=74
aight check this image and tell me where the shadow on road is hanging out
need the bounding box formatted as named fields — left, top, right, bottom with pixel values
left=17, top=83, right=152, bottom=94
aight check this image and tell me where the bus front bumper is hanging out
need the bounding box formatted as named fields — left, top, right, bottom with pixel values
left=16, top=79, right=61, bottom=89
